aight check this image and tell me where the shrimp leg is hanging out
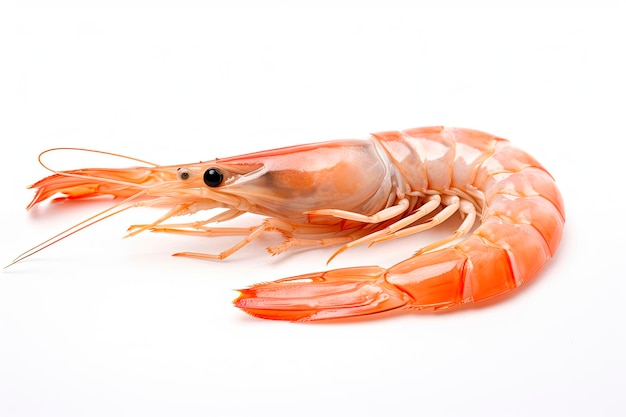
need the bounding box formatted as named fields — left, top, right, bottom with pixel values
left=174, top=223, right=269, bottom=260
left=143, top=218, right=375, bottom=260
left=372, top=197, right=477, bottom=254
left=126, top=208, right=246, bottom=235
left=305, top=198, right=410, bottom=223
left=326, top=195, right=442, bottom=261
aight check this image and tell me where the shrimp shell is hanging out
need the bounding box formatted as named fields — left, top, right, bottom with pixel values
left=13, top=126, right=564, bottom=321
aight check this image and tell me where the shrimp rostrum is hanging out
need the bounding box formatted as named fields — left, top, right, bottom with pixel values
left=14, top=127, right=565, bottom=321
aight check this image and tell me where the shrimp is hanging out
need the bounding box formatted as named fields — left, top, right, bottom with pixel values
left=12, top=127, right=565, bottom=321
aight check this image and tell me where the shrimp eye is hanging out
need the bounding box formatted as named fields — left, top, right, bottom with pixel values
left=203, top=168, right=223, bottom=187
left=177, top=168, right=191, bottom=181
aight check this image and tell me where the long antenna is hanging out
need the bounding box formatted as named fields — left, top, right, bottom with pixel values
left=6, top=189, right=149, bottom=268
left=7, top=148, right=192, bottom=268
left=38, top=148, right=160, bottom=172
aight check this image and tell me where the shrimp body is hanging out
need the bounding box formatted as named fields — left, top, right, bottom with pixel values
left=16, top=127, right=565, bottom=321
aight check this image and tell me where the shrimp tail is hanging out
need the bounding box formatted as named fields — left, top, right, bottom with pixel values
left=234, top=212, right=563, bottom=322
left=234, top=266, right=411, bottom=322
left=234, top=187, right=564, bottom=322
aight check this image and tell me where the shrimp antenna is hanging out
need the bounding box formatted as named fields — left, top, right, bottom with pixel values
left=6, top=189, right=148, bottom=269
left=7, top=148, right=182, bottom=268
left=38, top=148, right=159, bottom=172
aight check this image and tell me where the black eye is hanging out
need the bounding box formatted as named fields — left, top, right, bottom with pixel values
left=203, top=168, right=223, bottom=187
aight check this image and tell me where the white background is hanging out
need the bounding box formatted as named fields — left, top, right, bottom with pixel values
left=1, top=3, right=624, bottom=417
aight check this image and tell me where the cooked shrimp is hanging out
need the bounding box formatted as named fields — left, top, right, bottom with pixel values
left=11, top=127, right=565, bottom=321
